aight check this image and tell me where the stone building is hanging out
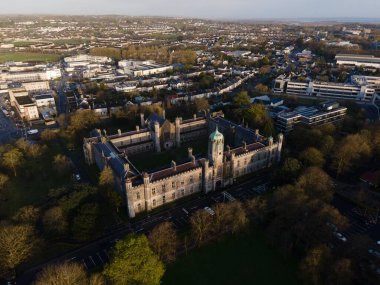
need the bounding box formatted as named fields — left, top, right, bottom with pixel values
left=83, top=112, right=283, bottom=217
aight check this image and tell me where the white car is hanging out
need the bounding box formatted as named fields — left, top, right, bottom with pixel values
left=204, top=206, right=215, bottom=216
left=334, top=232, right=347, bottom=242
left=369, top=249, right=380, bottom=259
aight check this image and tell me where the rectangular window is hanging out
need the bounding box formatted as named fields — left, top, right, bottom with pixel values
left=162, top=195, right=166, bottom=204
left=189, top=176, right=194, bottom=183
left=172, top=192, right=175, bottom=199
left=181, top=181, right=184, bottom=186
left=181, top=189, right=185, bottom=196
left=136, top=192, right=140, bottom=200
left=153, top=199, right=156, bottom=207
left=172, top=181, right=175, bottom=188
left=152, top=188, right=156, bottom=195
left=162, top=184, right=166, bottom=192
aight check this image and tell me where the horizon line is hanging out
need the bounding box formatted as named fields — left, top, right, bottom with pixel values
left=0, top=13, right=380, bottom=24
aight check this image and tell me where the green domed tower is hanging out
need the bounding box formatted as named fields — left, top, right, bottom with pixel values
left=208, top=126, right=224, bottom=166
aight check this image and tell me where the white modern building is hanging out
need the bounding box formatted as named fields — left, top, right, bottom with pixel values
left=118, top=60, right=173, bottom=77
left=336, top=54, right=380, bottom=69
left=273, top=76, right=379, bottom=102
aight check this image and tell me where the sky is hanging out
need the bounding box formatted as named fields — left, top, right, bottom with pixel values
left=1, top=0, right=380, bottom=20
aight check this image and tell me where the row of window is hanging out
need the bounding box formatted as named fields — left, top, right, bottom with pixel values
left=135, top=186, right=199, bottom=211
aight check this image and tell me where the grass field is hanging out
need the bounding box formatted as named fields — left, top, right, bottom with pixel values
left=163, top=231, right=300, bottom=285
left=0, top=144, right=71, bottom=218
left=0, top=52, right=61, bottom=63
left=130, top=141, right=208, bottom=172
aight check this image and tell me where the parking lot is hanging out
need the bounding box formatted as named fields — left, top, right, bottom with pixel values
left=0, top=94, right=22, bottom=143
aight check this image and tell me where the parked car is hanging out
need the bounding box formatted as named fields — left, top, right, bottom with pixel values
left=334, top=232, right=347, bottom=242
left=204, top=206, right=215, bottom=216
left=369, top=249, right=380, bottom=259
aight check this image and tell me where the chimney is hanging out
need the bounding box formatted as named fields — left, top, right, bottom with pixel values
left=193, top=114, right=197, bottom=119
left=255, top=129, right=259, bottom=136
left=140, top=113, right=145, bottom=127
left=242, top=141, right=247, bottom=151
left=117, top=129, right=122, bottom=136
left=188, top=147, right=193, bottom=159
left=226, top=145, right=231, bottom=153
left=136, top=125, right=140, bottom=131
left=124, top=163, right=130, bottom=173
left=103, top=129, right=107, bottom=137
left=192, top=155, right=196, bottom=164
left=171, top=160, right=177, bottom=171
left=162, top=109, right=166, bottom=120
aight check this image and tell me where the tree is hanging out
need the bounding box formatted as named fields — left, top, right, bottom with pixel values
left=299, top=147, right=325, bottom=168
left=299, top=245, right=332, bottom=285
left=71, top=203, right=100, bottom=240
left=27, top=144, right=44, bottom=159
left=190, top=209, right=213, bottom=245
left=194, top=98, right=209, bottom=112
left=0, top=172, right=9, bottom=193
left=68, top=110, right=100, bottom=133
left=0, top=224, right=38, bottom=276
left=232, top=91, right=251, bottom=107
left=296, top=167, right=333, bottom=202
left=34, top=261, right=88, bottom=285
left=13, top=206, right=40, bottom=225
left=2, top=148, right=24, bottom=177
left=332, top=133, right=371, bottom=177
left=99, top=166, right=114, bottom=188
left=246, top=196, right=268, bottom=224
left=40, top=129, right=58, bottom=141
left=330, top=258, right=353, bottom=285
left=53, top=154, right=71, bottom=175
left=279, top=158, right=302, bottom=183
left=42, top=206, right=67, bottom=235
left=148, top=222, right=177, bottom=263
left=104, top=235, right=165, bottom=285
left=254, top=83, right=269, bottom=94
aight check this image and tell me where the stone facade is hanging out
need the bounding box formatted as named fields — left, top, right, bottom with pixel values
left=83, top=112, right=283, bottom=218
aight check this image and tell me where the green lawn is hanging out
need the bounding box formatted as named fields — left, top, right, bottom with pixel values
left=0, top=145, right=71, bottom=218
left=0, top=52, right=61, bottom=63
left=163, top=231, right=300, bottom=285
left=130, top=141, right=208, bottom=172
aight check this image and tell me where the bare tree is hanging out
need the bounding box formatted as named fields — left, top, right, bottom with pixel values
left=53, top=154, right=71, bottom=175
left=34, top=261, right=88, bottom=285
left=148, top=222, right=177, bottom=263
left=190, top=209, right=213, bottom=245
left=2, top=148, right=24, bottom=177
left=0, top=224, right=39, bottom=276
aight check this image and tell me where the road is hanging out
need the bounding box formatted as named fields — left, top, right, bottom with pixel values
left=0, top=94, right=22, bottom=143
left=15, top=174, right=270, bottom=285
left=333, top=196, right=380, bottom=243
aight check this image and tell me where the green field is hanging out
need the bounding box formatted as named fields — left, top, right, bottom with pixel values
left=163, top=231, right=300, bottom=285
left=130, top=141, right=208, bottom=172
left=0, top=145, right=71, bottom=218
left=0, top=52, right=61, bottom=63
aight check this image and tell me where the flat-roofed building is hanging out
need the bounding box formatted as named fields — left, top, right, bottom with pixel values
left=276, top=102, right=347, bottom=133
left=336, top=54, right=380, bottom=69
left=273, top=76, right=377, bottom=102
left=9, top=88, right=39, bottom=121
left=118, top=60, right=173, bottom=77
